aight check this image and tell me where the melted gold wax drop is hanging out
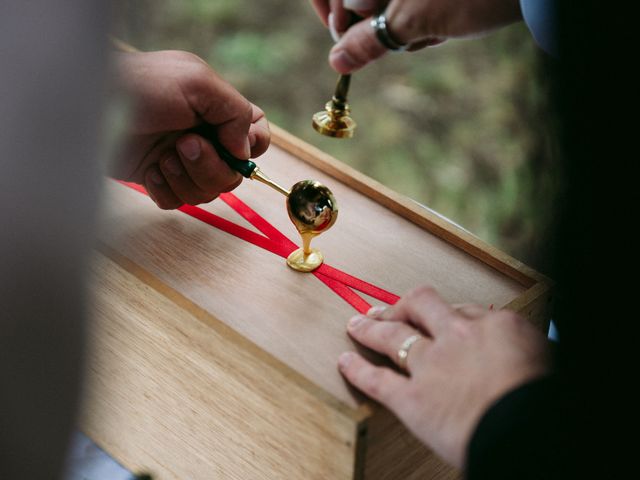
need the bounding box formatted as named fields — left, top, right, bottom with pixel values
left=286, top=231, right=324, bottom=272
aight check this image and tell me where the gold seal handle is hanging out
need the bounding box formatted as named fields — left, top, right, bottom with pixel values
left=312, top=74, right=357, bottom=138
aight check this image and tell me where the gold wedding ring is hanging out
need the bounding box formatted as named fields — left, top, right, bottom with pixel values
left=397, top=334, right=421, bottom=370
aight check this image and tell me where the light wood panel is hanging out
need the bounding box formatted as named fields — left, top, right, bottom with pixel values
left=83, top=254, right=359, bottom=479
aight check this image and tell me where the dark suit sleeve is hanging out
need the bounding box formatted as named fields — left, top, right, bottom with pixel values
left=465, top=376, right=577, bottom=479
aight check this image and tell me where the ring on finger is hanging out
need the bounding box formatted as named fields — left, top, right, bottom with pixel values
left=371, top=13, right=409, bottom=52
left=397, top=334, right=422, bottom=370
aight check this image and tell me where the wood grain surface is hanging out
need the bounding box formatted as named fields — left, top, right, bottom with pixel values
left=83, top=255, right=358, bottom=479
left=271, top=124, right=548, bottom=288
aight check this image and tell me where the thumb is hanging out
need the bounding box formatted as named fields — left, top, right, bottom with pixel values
left=328, top=16, right=388, bottom=74
left=188, top=71, right=253, bottom=160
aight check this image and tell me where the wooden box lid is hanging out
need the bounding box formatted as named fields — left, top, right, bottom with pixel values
left=85, top=124, right=551, bottom=479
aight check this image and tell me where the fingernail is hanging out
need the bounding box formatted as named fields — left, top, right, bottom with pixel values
left=248, top=132, right=257, bottom=148
left=348, top=315, right=365, bottom=329
left=164, top=156, right=182, bottom=176
left=150, top=171, right=164, bottom=185
left=328, top=13, right=341, bottom=43
left=178, top=137, right=200, bottom=162
left=367, top=305, right=387, bottom=318
left=338, top=352, right=353, bottom=369
left=343, top=0, right=375, bottom=10
left=329, top=49, right=357, bottom=72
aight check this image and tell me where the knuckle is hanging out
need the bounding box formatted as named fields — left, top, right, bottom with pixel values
left=353, top=317, right=372, bottom=335
left=406, top=285, right=436, bottom=301
left=450, top=318, right=471, bottom=338
left=251, top=103, right=266, bottom=120
left=177, top=50, right=210, bottom=72
left=364, top=369, right=387, bottom=398
left=220, top=97, right=253, bottom=132
left=402, top=383, right=422, bottom=407
left=392, top=11, right=426, bottom=42
left=238, top=100, right=254, bottom=126
left=168, top=50, right=212, bottom=81
left=165, top=49, right=198, bottom=62
left=362, top=34, right=386, bottom=59
left=377, top=322, right=397, bottom=342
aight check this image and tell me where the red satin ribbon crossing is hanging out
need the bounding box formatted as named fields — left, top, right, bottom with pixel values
left=120, top=181, right=400, bottom=313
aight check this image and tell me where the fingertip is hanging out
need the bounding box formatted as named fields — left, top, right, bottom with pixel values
left=333, top=2, right=354, bottom=34
left=180, top=137, right=243, bottom=195
left=162, top=154, right=184, bottom=177
left=310, top=0, right=330, bottom=26
left=242, top=137, right=251, bottom=159
left=347, top=314, right=366, bottom=331
left=176, top=134, right=201, bottom=162
left=220, top=174, right=243, bottom=193
left=213, top=100, right=254, bottom=160
left=329, top=19, right=389, bottom=73
left=149, top=168, right=165, bottom=186
left=329, top=48, right=359, bottom=74
left=328, top=13, right=341, bottom=43
left=338, top=352, right=354, bottom=370
left=367, top=305, right=387, bottom=318
left=218, top=133, right=251, bottom=160
left=340, top=357, right=407, bottom=404
left=248, top=122, right=270, bottom=158
left=144, top=167, right=182, bottom=210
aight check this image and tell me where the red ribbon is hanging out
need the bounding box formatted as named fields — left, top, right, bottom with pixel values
left=120, top=181, right=400, bottom=313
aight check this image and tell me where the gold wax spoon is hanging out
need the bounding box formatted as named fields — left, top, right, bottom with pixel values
left=284, top=179, right=338, bottom=272
left=200, top=128, right=338, bottom=272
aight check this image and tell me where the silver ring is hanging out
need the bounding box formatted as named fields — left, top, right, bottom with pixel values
left=371, top=14, right=408, bottom=52
left=397, top=334, right=421, bottom=370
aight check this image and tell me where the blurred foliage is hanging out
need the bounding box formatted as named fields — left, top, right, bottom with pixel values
left=112, top=0, right=558, bottom=270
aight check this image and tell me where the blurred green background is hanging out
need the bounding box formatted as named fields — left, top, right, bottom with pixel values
left=113, top=0, right=557, bottom=271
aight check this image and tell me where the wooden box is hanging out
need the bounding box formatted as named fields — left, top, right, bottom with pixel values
left=82, top=125, right=552, bottom=479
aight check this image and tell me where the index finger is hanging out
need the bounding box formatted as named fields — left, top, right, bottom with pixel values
left=175, top=134, right=242, bottom=195
left=184, top=67, right=253, bottom=160
left=377, top=286, right=455, bottom=337
left=338, top=352, right=409, bottom=410
left=329, top=16, right=388, bottom=74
